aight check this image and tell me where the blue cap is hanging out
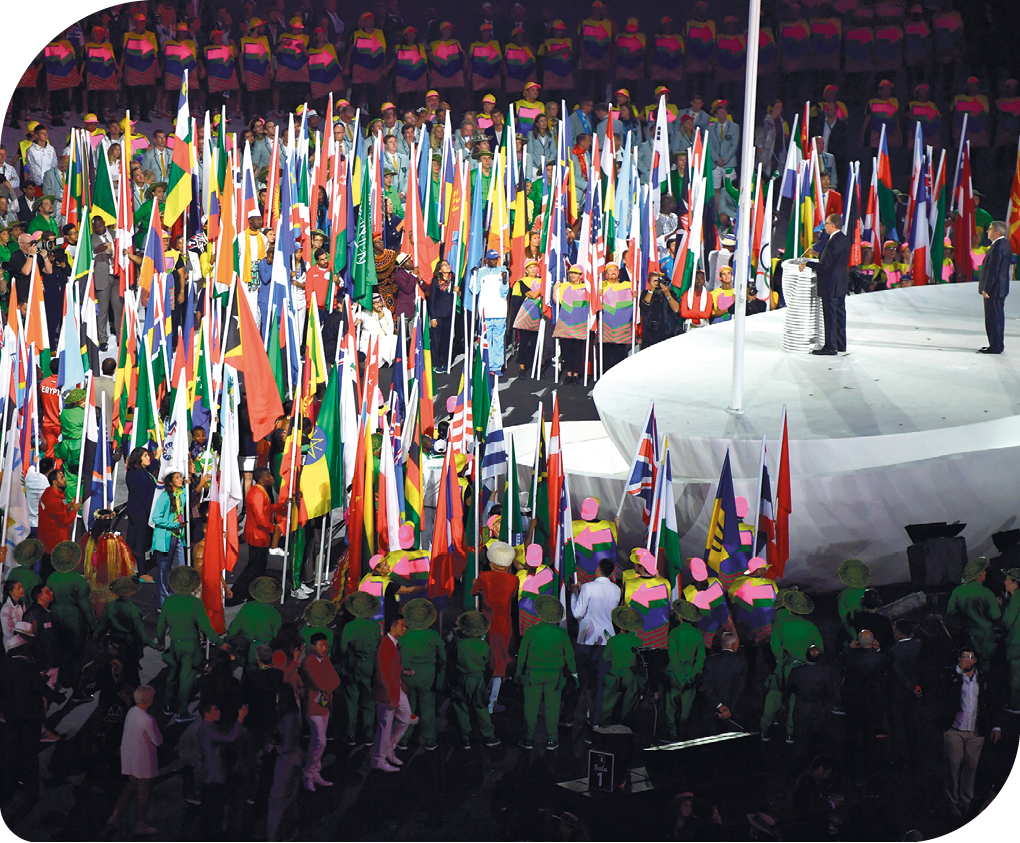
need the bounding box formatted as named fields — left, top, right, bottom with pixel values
left=485, top=249, right=499, bottom=261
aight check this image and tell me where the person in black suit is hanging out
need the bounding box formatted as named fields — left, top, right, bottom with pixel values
left=787, top=645, right=835, bottom=767
left=978, top=220, right=1013, bottom=354
left=698, top=631, right=747, bottom=734
left=839, top=630, right=889, bottom=775
left=887, top=619, right=924, bottom=768
left=804, top=214, right=850, bottom=356
left=851, top=589, right=895, bottom=650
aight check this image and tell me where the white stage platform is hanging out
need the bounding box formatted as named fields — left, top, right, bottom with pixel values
left=509, top=285, right=1020, bottom=591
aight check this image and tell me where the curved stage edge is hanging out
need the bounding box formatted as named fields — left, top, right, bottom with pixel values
left=509, top=285, right=1020, bottom=591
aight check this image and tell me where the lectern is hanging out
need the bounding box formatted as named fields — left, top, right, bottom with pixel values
left=781, top=259, right=825, bottom=352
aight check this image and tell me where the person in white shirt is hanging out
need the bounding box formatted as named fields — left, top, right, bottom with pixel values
left=26, top=126, right=59, bottom=188
left=468, top=251, right=509, bottom=374
left=0, top=145, right=21, bottom=191
left=25, top=457, right=54, bottom=533
left=569, top=557, right=621, bottom=736
left=140, top=130, right=173, bottom=184
left=356, top=293, right=397, bottom=365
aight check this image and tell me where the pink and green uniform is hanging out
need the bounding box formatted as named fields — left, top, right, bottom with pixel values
left=539, top=38, right=573, bottom=90
left=503, top=43, right=536, bottom=93
left=683, top=579, right=732, bottom=647
left=650, top=33, right=684, bottom=83
left=866, top=97, right=901, bottom=147
left=163, top=39, right=197, bottom=91
left=358, top=572, right=389, bottom=626
left=600, top=280, right=634, bottom=344
left=614, top=32, right=646, bottom=81
left=394, top=44, right=428, bottom=93
left=808, top=17, right=841, bottom=71
left=953, top=95, right=989, bottom=147
left=513, top=99, right=544, bottom=136
left=386, top=549, right=431, bottom=591
left=623, top=570, right=671, bottom=649
left=578, top=19, right=613, bottom=71
left=309, top=45, right=344, bottom=99
left=84, top=40, right=118, bottom=91
left=517, top=565, right=556, bottom=634
left=123, top=30, right=159, bottom=86
left=44, top=39, right=80, bottom=90
left=728, top=574, right=778, bottom=644
left=552, top=281, right=589, bottom=340
left=778, top=19, right=810, bottom=73
left=715, top=32, right=746, bottom=83
left=469, top=41, right=501, bottom=91
left=684, top=19, right=716, bottom=73
left=908, top=100, right=941, bottom=148
left=571, top=519, right=617, bottom=585
left=240, top=36, right=272, bottom=90
left=429, top=39, right=466, bottom=87
left=204, top=43, right=239, bottom=92
left=350, top=29, right=387, bottom=84
left=275, top=33, right=309, bottom=84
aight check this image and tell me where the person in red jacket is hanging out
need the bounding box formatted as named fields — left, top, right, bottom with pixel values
left=471, top=541, right=518, bottom=713
left=299, top=633, right=341, bottom=790
left=680, top=270, right=714, bottom=327
left=370, top=614, right=416, bottom=772
left=39, top=360, right=62, bottom=460
left=38, top=469, right=80, bottom=557
left=228, top=467, right=289, bottom=606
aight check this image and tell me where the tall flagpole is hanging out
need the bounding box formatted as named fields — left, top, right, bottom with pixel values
left=729, top=0, right=762, bottom=414
left=752, top=433, right=766, bottom=554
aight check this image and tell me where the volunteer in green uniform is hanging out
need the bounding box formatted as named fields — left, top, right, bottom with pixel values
left=9, top=539, right=45, bottom=596
left=760, top=590, right=822, bottom=741
left=600, top=606, right=646, bottom=727
left=341, top=591, right=381, bottom=746
left=46, top=541, right=98, bottom=702
left=155, top=566, right=225, bottom=722
left=397, top=598, right=447, bottom=751
left=99, top=576, right=160, bottom=681
left=947, top=557, right=1002, bottom=672
left=228, top=576, right=283, bottom=676
left=664, top=599, right=706, bottom=740
left=300, top=599, right=338, bottom=655
left=516, top=594, right=577, bottom=750
left=1002, top=567, right=1020, bottom=714
left=836, top=558, right=870, bottom=645
left=449, top=610, right=501, bottom=750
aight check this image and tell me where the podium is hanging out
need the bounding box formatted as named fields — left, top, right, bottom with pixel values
left=782, top=260, right=825, bottom=352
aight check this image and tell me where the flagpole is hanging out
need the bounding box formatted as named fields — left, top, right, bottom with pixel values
left=71, top=372, right=94, bottom=542
left=729, top=0, right=761, bottom=415
left=530, top=400, right=542, bottom=510
left=101, top=393, right=109, bottom=509
left=615, top=400, right=654, bottom=530
left=752, top=433, right=766, bottom=555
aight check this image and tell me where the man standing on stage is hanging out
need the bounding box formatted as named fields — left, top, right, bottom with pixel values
left=804, top=214, right=850, bottom=356
left=978, top=221, right=1012, bottom=354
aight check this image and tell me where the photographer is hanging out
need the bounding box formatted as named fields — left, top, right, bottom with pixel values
left=38, top=232, right=66, bottom=349
left=7, top=232, right=52, bottom=304
left=639, top=270, right=680, bottom=349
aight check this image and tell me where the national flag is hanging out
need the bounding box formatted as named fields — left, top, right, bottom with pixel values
left=404, top=401, right=424, bottom=544
left=57, top=282, right=85, bottom=389
left=428, top=446, right=466, bottom=599
left=91, top=144, right=118, bottom=226
left=704, top=448, right=749, bottom=587
left=545, top=393, right=564, bottom=565
left=772, top=405, right=792, bottom=578
left=82, top=386, right=115, bottom=529
left=352, top=158, right=377, bottom=309
left=754, top=177, right=774, bottom=303
left=649, top=437, right=682, bottom=592
left=1009, top=136, right=1020, bottom=254
left=0, top=415, right=31, bottom=560
left=479, top=382, right=506, bottom=507
left=343, top=397, right=375, bottom=597
left=500, top=435, right=524, bottom=546
left=157, top=368, right=190, bottom=485
left=136, top=201, right=166, bottom=294
left=163, top=73, right=193, bottom=225
left=755, top=437, right=778, bottom=575
left=318, top=362, right=344, bottom=510
left=908, top=155, right=931, bottom=286
left=622, top=402, right=659, bottom=524
left=952, top=141, right=974, bottom=281
left=23, top=258, right=49, bottom=355
left=930, top=150, right=948, bottom=281
left=876, top=124, right=897, bottom=240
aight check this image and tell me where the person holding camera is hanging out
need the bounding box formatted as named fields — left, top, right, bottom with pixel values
left=7, top=232, right=51, bottom=304
left=38, top=232, right=67, bottom=349
left=639, top=269, right=680, bottom=349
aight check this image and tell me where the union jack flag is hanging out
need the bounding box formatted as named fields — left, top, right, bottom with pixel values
left=624, top=402, right=659, bottom=525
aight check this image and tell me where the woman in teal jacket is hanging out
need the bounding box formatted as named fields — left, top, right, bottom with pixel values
left=152, top=471, right=186, bottom=609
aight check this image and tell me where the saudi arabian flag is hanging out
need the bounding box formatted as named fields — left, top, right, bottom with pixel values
left=163, top=72, right=193, bottom=226
left=91, top=147, right=117, bottom=226
left=352, top=161, right=376, bottom=309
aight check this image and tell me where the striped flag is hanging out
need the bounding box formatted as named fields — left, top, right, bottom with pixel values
left=650, top=437, right=682, bottom=594
left=163, top=72, right=193, bottom=225
left=773, top=406, right=792, bottom=578
left=623, top=402, right=659, bottom=524
left=480, top=380, right=506, bottom=507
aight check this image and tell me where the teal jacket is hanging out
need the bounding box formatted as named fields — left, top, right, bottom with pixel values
left=151, top=490, right=184, bottom=552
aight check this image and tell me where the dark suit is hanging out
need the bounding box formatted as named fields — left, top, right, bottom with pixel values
left=978, top=236, right=1013, bottom=353
left=888, top=637, right=923, bottom=766
left=699, top=649, right=748, bottom=732
left=852, top=611, right=895, bottom=651
left=812, top=116, right=848, bottom=182
left=808, top=229, right=851, bottom=352
left=840, top=646, right=889, bottom=771
left=787, top=662, right=835, bottom=765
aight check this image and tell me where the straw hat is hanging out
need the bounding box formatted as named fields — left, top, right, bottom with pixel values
left=249, top=576, right=282, bottom=603
left=110, top=577, right=142, bottom=598
left=671, top=599, right=703, bottom=623
left=487, top=541, right=515, bottom=569
left=838, top=559, right=871, bottom=589
left=456, top=610, right=490, bottom=637
left=403, top=598, right=437, bottom=630
left=51, top=541, right=82, bottom=572
left=535, top=594, right=564, bottom=624
left=303, top=599, right=338, bottom=627
left=13, top=538, right=44, bottom=567
left=168, top=565, right=201, bottom=594
left=612, top=606, right=644, bottom=632
left=785, top=591, right=815, bottom=615
left=346, top=591, right=381, bottom=618
left=961, top=557, right=988, bottom=584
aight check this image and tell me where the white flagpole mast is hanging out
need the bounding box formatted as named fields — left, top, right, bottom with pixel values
left=752, top=433, right=767, bottom=555
left=729, top=0, right=762, bottom=415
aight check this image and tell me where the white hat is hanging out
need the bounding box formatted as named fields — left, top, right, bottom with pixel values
left=248, top=208, right=263, bottom=218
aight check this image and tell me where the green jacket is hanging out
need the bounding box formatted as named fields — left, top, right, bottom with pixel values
left=7, top=567, right=42, bottom=600
left=948, top=582, right=1002, bottom=632
left=518, top=622, right=577, bottom=674
left=667, top=623, right=706, bottom=679
left=100, top=598, right=159, bottom=650
left=837, top=587, right=865, bottom=638
left=452, top=636, right=490, bottom=674
left=603, top=631, right=642, bottom=676
left=770, top=606, right=791, bottom=663
left=228, top=602, right=282, bottom=652
left=400, top=627, right=446, bottom=672
left=1004, top=593, right=1020, bottom=648
left=156, top=593, right=221, bottom=643
left=46, top=570, right=98, bottom=633
left=340, top=617, right=381, bottom=677
left=55, top=406, right=84, bottom=470
left=151, top=490, right=184, bottom=552
left=778, top=615, right=823, bottom=663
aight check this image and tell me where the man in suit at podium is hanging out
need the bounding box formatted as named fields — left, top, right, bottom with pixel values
left=978, top=221, right=1012, bottom=354
left=803, top=214, right=850, bottom=356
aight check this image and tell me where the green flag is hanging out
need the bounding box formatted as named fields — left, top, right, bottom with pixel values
left=319, top=365, right=345, bottom=510
left=352, top=161, right=377, bottom=309
left=500, top=437, right=524, bottom=545
left=471, top=342, right=491, bottom=442
left=92, top=152, right=117, bottom=226
left=267, top=313, right=287, bottom=404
